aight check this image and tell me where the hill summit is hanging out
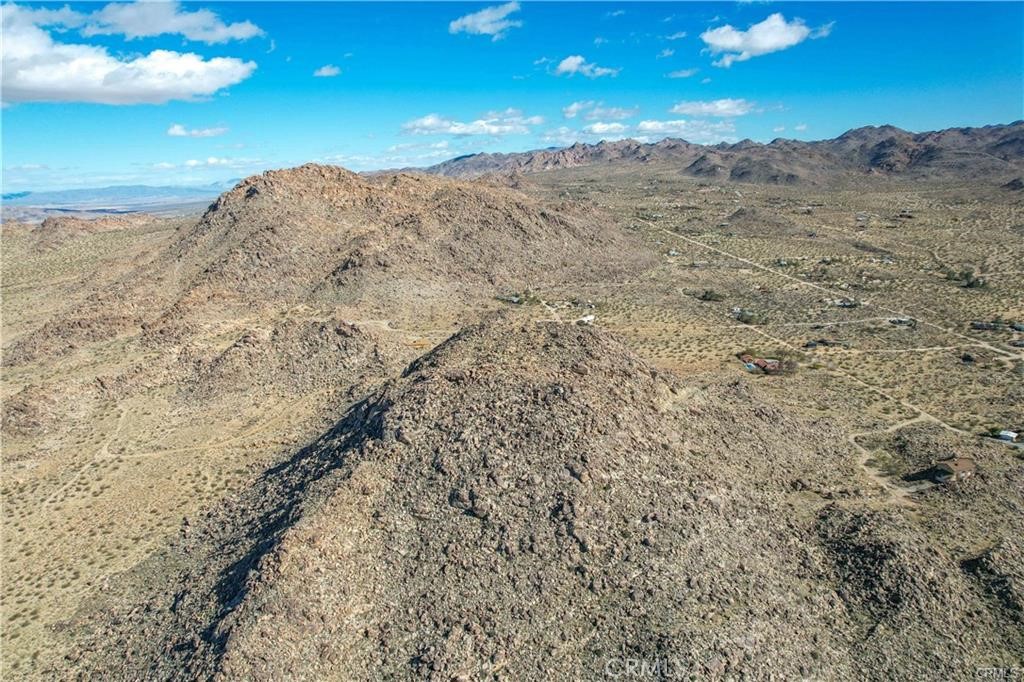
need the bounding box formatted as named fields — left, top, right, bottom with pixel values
left=159, top=164, right=651, bottom=316
left=70, top=313, right=1020, bottom=680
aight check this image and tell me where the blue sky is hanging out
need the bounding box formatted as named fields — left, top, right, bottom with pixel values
left=2, top=1, right=1022, bottom=191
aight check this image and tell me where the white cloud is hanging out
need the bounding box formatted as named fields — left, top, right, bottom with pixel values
left=387, top=140, right=449, bottom=153
left=449, top=2, right=522, bottom=40
left=554, top=55, right=620, bottom=78
left=5, top=163, right=48, bottom=171
left=321, top=140, right=461, bottom=170
left=701, top=13, right=832, bottom=67
left=606, top=9, right=625, bottom=18
left=8, top=1, right=263, bottom=45
left=402, top=108, right=542, bottom=136
left=773, top=125, right=785, bottom=133
left=666, top=68, right=699, bottom=79
left=1, top=4, right=257, bottom=105
left=167, top=123, right=228, bottom=138
left=593, top=36, right=608, bottom=46
left=313, top=64, right=341, bottom=77
left=540, top=126, right=582, bottom=146
left=665, top=31, right=687, bottom=40
left=701, top=77, right=712, bottom=84
left=669, top=98, right=756, bottom=117
left=582, top=122, right=627, bottom=136
left=541, top=118, right=737, bottom=146
left=152, top=162, right=177, bottom=170
left=590, top=105, right=637, bottom=121
left=562, top=100, right=596, bottom=119
left=563, top=101, right=637, bottom=121
left=81, top=1, right=263, bottom=44
left=185, top=156, right=233, bottom=168
left=635, top=119, right=736, bottom=143
left=795, top=123, right=808, bottom=132
left=657, top=48, right=674, bottom=59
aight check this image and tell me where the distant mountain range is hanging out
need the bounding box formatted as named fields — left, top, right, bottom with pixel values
left=419, top=121, right=1024, bottom=184
left=2, top=181, right=239, bottom=209
left=5, top=122, right=1021, bottom=217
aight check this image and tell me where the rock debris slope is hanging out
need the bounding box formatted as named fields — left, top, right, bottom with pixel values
left=4, top=164, right=653, bottom=364
left=71, top=313, right=1021, bottom=680
left=155, top=164, right=651, bottom=322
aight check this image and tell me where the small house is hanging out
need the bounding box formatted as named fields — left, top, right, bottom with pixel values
left=933, top=457, right=976, bottom=484
left=997, top=430, right=1019, bottom=443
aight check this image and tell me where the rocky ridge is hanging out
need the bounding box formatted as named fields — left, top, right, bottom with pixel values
left=68, top=313, right=1023, bottom=680
left=421, top=122, right=1024, bottom=184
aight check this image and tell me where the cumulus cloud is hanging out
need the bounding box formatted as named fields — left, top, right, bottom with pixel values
left=387, top=140, right=449, bottom=153
left=81, top=1, right=263, bottom=44
left=773, top=125, right=785, bottom=133
left=554, top=55, right=619, bottom=78
left=669, top=98, right=756, bottom=117
left=324, top=140, right=456, bottom=170
left=402, top=108, right=542, bottom=136
left=795, top=123, right=808, bottom=132
left=665, top=31, right=687, bottom=40
left=582, top=122, right=627, bottom=136
left=666, top=68, right=699, bottom=79
left=167, top=123, right=228, bottom=138
left=542, top=117, right=736, bottom=146
left=540, top=126, right=582, bottom=146
left=701, top=13, right=832, bottom=67
left=562, top=101, right=637, bottom=121
left=1, top=4, right=257, bottom=104
left=590, top=105, right=637, bottom=121
left=657, top=48, right=674, bottom=59
left=449, top=2, right=522, bottom=40
left=186, top=157, right=224, bottom=167
left=313, top=64, right=341, bottom=77
left=562, top=100, right=596, bottom=119
left=635, top=119, right=736, bottom=143
left=184, top=156, right=244, bottom=168
left=7, top=1, right=263, bottom=44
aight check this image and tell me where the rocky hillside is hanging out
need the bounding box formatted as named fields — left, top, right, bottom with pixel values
left=422, top=121, right=1024, bottom=184
left=178, top=316, right=398, bottom=402
left=148, top=165, right=653, bottom=327
left=68, top=313, right=1023, bottom=680
left=3, top=164, right=653, bottom=364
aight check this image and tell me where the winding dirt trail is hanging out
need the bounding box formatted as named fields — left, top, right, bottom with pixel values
left=44, top=406, right=127, bottom=506
left=846, top=414, right=934, bottom=506
left=634, top=219, right=1015, bottom=505
left=649, top=223, right=1022, bottom=362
